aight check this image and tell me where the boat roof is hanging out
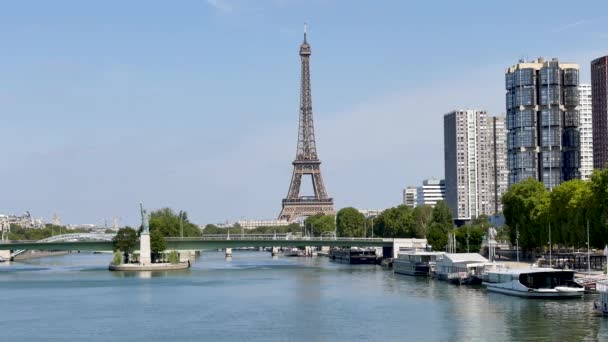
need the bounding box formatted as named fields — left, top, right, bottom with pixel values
left=398, top=251, right=445, bottom=256
left=489, top=267, right=575, bottom=275
left=443, top=253, right=488, bottom=263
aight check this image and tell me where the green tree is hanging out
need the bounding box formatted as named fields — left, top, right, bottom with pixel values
left=426, top=201, right=453, bottom=251
left=149, top=208, right=202, bottom=237
left=588, top=167, right=608, bottom=248
left=336, top=208, right=365, bottom=237
left=305, top=214, right=336, bottom=236
left=374, top=205, right=416, bottom=238
left=455, top=225, right=484, bottom=253
left=502, top=178, right=549, bottom=250
left=150, top=229, right=167, bottom=262
left=112, top=227, right=138, bottom=262
left=548, top=179, right=591, bottom=248
left=413, top=205, right=434, bottom=238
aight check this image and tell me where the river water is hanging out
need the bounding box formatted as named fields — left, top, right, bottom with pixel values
left=0, top=251, right=607, bottom=341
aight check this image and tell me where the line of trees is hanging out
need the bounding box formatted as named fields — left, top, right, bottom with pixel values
left=112, top=207, right=199, bottom=263
left=502, top=167, right=608, bottom=251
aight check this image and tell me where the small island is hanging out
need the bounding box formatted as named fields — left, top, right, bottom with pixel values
left=109, top=204, right=191, bottom=271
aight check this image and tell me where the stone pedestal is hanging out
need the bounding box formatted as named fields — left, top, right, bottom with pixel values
left=139, top=233, right=151, bottom=265
left=225, top=248, right=232, bottom=258
left=271, top=247, right=279, bottom=256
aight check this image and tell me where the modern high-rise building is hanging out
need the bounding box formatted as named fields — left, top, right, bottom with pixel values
left=505, top=58, right=581, bottom=189
left=403, top=187, right=417, bottom=207
left=579, top=84, right=594, bottom=180
left=493, top=116, right=509, bottom=213
left=416, top=179, right=445, bottom=207
left=444, top=110, right=501, bottom=221
left=591, top=56, right=608, bottom=169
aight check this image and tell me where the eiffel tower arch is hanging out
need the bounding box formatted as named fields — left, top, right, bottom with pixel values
left=278, top=26, right=335, bottom=223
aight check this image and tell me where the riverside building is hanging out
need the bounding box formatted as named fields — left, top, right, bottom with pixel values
left=505, top=58, right=581, bottom=189
left=403, top=187, right=418, bottom=207
left=592, top=56, right=608, bottom=170
left=579, top=84, right=594, bottom=180
left=416, top=179, right=445, bottom=207
left=444, top=110, right=506, bottom=222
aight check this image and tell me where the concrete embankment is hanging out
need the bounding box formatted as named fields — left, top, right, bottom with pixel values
left=108, top=262, right=190, bottom=271
left=13, top=250, right=71, bottom=261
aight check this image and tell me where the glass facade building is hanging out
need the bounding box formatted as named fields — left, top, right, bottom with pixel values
left=505, top=58, right=581, bottom=190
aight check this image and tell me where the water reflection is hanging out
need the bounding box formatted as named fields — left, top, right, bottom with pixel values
left=0, top=251, right=607, bottom=341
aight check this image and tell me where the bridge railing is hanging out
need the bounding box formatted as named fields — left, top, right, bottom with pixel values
left=166, top=236, right=386, bottom=242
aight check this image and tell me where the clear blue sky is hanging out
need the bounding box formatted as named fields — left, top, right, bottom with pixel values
left=2, top=0, right=607, bottom=226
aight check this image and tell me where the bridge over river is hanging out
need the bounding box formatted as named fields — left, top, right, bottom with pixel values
left=0, top=234, right=407, bottom=254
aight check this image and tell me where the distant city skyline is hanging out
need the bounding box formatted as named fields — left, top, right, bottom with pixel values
left=2, top=1, right=608, bottom=225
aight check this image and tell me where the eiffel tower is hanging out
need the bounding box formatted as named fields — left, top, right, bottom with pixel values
left=278, top=26, right=335, bottom=222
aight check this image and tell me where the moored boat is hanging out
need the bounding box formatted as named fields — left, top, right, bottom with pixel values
left=594, top=280, right=608, bottom=314
left=329, top=247, right=377, bottom=264
left=483, top=268, right=584, bottom=298
left=393, top=251, right=444, bottom=276
left=284, top=248, right=305, bottom=257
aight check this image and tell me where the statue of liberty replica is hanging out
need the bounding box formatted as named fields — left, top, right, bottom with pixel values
left=139, top=203, right=152, bottom=265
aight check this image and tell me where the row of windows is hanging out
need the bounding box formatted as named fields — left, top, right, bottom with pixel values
left=540, top=108, right=560, bottom=126
left=541, top=150, right=561, bottom=168
left=506, top=87, right=535, bottom=108
left=506, top=69, right=535, bottom=89
left=565, top=110, right=579, bottom=127
left=540, top=86, right=561, bottom=105
left=540, top=67, right=561, bottom=85
left=507, top=109, right=535, bottom=129
left=507, top=128, right=536, bottom=149
left=540, top=128, right=560, bottom=147
left=508, top=151, right=536, bottom=169
left=563, top=129, right=580, bottom=148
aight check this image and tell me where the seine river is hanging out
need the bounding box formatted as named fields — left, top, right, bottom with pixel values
left=1, top=251, right=607, bottom=341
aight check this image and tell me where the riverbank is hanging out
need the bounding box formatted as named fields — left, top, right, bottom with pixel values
left=108, top=262, right=190, bottom=271
left=13, top=250, right=70, bottom=261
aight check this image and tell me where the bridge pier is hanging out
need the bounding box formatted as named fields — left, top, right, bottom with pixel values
left=305, top=246, right=313, bottom=256
left=225, top=248, right=232, bottom=258
left=271, top=247, right=279, bottom=256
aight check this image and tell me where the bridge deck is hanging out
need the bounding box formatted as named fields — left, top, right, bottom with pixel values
left=0, top=237, right=393, bottom=252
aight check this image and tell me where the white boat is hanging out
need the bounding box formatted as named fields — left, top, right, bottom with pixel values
left=435, top=253, right=489, bottom=282
left=393, top=251, right=444, bottom=276
left=483, top=268, right=584, bottom=298
left=594, top=281, right=608, bottom=314
left=284, top=248, right=304, bottom=257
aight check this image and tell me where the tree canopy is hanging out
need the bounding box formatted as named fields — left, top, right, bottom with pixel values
left=149, top=208, right=201, bottom=238
left=336, top=208, right=365, bottom=237
left=502, top=168, right=608, bottom=250
left=373, top=205, right=416, bottom=238
left=426, top=201, right=453, bottom=251
left=112, top=227, right=138, bottom=254
left=306, top=214, right=336, bottom=236
left=150, top=229, right=167, bottom=254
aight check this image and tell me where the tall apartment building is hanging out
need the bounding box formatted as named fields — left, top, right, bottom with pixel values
left=416, top=179, right=445, bottom=207
left=505, top=58, right=581, bottom=189
left=591, top=56, right=608, bottom=169
left=403, top=187, right=417, bottom=207
left=579, top=84, right=594, bottom=180
left=493, top=116, right=509, bottom=213
left=444, top=110, right=500, bottom=221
